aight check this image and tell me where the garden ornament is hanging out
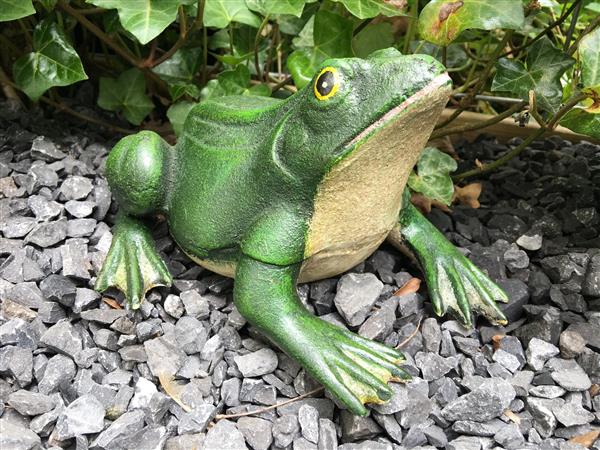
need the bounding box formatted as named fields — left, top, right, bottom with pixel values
left=95, top=48, right=509, bottom=415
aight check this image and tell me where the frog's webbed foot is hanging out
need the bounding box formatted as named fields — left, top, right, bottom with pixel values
left=95, top=213, right=172, bottom=309
left=423, top=250, right=509, bottom=327
left=300, top=317, right=410, bottom=415
left=394, top=200, right=508, bottom=328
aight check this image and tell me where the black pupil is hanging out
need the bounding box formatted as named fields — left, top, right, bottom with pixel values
left=316, top=70, right=335, bottom=97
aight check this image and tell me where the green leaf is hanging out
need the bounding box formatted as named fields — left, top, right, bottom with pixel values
left=203, top=0, right=261, bottom=28
left=331, top=0, right=407, bottom=19
left=168, top=82, right=202, bottom=101
left=560, top=108, right=600, bottom=140
left=287, top=10, right=354, bottom=89
left=491, top=36, right=575, bottom=113
left=245, top=0, right=306, bottom=17
left=201, top=64, right=270, bottom=100
left=86, top=0, right=184, bottom=44
left=579, top=27, right=600, bottom=90
left=0, top=0, right=35, bottom=21
left=418, top=0, right=525, bottom=46
left=153, top=48, right=201, bottom=83
left=291, top=15, right=314, bottom=47
left=167, top=101, right=195, bottom=137
left=411, top=41, right=468, bottom=68
left=585, top=2, right=600, bottom=13
left=407, top=147, right=457, bottom=205
left=13, top=19, right=88, bottom=101
left=97, top=69, right=154, bottom=125
left=38, top=0, right=58, bottom=11
left=152, top=47, right=202, bottom=100
left=352, top=22, right=394, bottom=58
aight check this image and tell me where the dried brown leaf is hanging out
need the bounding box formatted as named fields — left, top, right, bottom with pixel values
left=491, top=334, right=505, bottom=351
left=411, top=193, right=451, bottom=215
left=568, top=429, right=600, bottom=448
left=102, top=297, right=122, bottom=309
left=393, top=278, right=421, bottom=297
left=454, top=182, right=482, bottom=209
left=504, top=409, right=521, bottom=424
left=158, top=373, right=192, bottom=412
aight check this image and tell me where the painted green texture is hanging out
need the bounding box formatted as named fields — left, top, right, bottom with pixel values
left=96, top=49, right=508, bottom=415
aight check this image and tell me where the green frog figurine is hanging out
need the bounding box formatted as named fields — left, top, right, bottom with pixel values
left=95, top=49, right=509, bottom=415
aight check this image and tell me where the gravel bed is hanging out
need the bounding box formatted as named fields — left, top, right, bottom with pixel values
left=0, top=101, right=599, bottom=450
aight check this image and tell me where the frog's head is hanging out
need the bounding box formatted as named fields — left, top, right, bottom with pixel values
left=277, top=48, right=452, bottom=184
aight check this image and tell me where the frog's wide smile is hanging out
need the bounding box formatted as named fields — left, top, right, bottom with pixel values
left=345, top=73, right=452, bottom=150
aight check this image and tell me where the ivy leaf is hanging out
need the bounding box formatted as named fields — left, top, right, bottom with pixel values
left=245, top=0, right=306, bottom=17
left=579, top=27, right=600, bottom=90
left=0, top=0, right=35, bottom=21
left=153, top=48, right=202, bottom=100
left=331, top=0, right=407, bottom=19
left=167, top=101, right=195, bottom=137
left=97, top=69, right=154, bottom=125
left=560, top=108, right=600, bottom=140
left=201, top=65, right=270, bottom=100
left=203, top=0, right=261, bottom=28
left=418, top=0, right=525, bottom=46
left=491, top=36, right=575, bottom=113
left=411, top=41, right=468, bottom=68
left=407, top=147, right=457, bottom=205
left=13, top=19, right=88, bottom=101
left=353, top=22, right=394, bottom=58
left=86, top=0, right=185, bottom=44
left=37, top=0, right=58, bottom=11
left=287, top=10, right=354, bottom=89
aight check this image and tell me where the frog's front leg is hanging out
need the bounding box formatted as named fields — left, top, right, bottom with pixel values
left=235, top=255, right=409, bottom=415
left=236, top=208, right=408, bottom=415
left=389, top=192, right=509, bottom=327
left=95, top=131, right=173, bottom=308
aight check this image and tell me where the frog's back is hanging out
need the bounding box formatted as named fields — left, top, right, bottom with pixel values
left=168, top=95, right=286, bottom=259
left=181, top=95, right=283, bottom=152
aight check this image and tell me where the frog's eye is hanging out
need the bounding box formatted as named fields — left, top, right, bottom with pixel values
left=314, top=67, right=339, bottom=101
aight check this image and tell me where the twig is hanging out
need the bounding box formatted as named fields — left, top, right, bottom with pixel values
left=353, top=18, right=372, bottom=37
left=567, top=14, right=600, bottom=55
left=403, top=0, right=419, bottom=54
left=215, top=387, right=324, bottom=420
left=453, top=92, right=588, bottom=181
left=39, top=96, right=135, bottom=135
left=563, top=0, right=582, bottom=51
left=58, top=1, right=141, bottom=68
left=0, top=65, right=24, bottom=107
left=452, top=94, right=525, bottom=105
left=501, top=0, right=582, bottom=57
left=77, top=7, right=106, bottom=15
left=148, top=5, right=195, bottom=68
left=2, top=74, right=135, bottom=133
left=254, top=15, right=271, bottom=80
left=396, top=316, right=423, bottom=349
left=431, top=101, right=526, bottom=139
left=436, top=33, right=511, bottom=130
left=270, top=75, right=292, bottom=93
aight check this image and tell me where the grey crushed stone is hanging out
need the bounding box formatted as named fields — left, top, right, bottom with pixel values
left=1, top=113, right=599, bottom=449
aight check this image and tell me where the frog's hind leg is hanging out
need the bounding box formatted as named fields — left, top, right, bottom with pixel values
left=387, top=193, right=508, bottom=327
left=95, top=131, right=173, bottom=308
left=95, top=213, right=172, bottom=308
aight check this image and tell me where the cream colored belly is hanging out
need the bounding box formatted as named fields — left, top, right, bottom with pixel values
left=184, top=229, right=391, bottom=283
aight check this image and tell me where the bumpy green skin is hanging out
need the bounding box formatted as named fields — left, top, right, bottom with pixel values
left=96, top=49, right=508, bottom=415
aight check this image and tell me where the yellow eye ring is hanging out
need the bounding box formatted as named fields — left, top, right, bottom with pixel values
left=314, top=67, right=339, bottom=101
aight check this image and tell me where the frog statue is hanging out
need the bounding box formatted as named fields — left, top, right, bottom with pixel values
left=95, top=48, right=509, bottom=415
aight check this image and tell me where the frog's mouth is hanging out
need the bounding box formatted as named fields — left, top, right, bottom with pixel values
left=344, top=73, right=452, bottom=152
